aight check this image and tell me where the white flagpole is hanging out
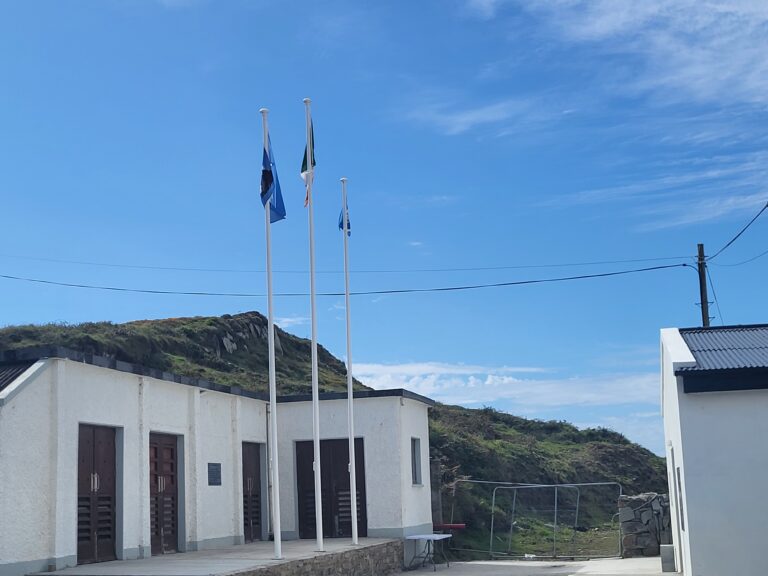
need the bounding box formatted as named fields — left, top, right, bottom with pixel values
left=340, top=177, right=359, bottom=545
left=259, top=107, right=282, bottom=560
left=303, top=97, right=324, bottom=551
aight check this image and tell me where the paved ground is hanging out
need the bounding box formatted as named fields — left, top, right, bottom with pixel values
left=34, top=540, right=661, bottom=576
left=34, top=538, right=393, bottom=576
left=414, top=558, right=662, bottom=576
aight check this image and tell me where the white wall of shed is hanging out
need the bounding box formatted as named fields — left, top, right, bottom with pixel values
left=275, top=396, right=434, bottom=537
left=0, top=359, right=269, bottom=573
left=662, top=328, right=768, bottom=576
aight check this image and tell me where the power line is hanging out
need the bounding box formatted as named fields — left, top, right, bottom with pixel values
left=710, top=247, right=768, bottom=267
left=0, top=263, right=692, bottom=298
left=705, top=266, right=724, bottom=325
left=0, top=252, right=691, bottom=276
left=707, top=200, right=768, bottom=262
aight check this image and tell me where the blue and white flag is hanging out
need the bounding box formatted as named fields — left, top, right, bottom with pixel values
left=261, top=136, right=286, bottom=223
left=338, top=202, right=351, bottom=236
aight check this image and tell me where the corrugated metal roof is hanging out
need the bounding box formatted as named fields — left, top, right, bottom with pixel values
left=678, top=325, right=768, bottom=371
left=0, top=361, right=35, bottom=392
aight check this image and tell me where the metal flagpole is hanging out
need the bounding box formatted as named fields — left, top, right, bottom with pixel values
left=303, top=97, right=324, bottom=551
left=259, top=107, right=282, bottom=560
left=340, top=177, right=359, bottom=545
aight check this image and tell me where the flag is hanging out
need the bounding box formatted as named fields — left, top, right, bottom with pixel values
left=338, top=203, right=351, bottom=236
left=301, top=121, right=315, bottom=207
left=261, top=136, right=286, bottom=223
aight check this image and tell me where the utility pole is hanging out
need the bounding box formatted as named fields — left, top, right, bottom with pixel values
left=697, top=243, right=710, bottom=327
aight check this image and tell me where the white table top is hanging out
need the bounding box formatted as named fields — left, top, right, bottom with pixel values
left=405, top=534, right=452, bottom=541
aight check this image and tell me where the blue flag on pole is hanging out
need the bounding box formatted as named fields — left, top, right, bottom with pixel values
left=261, top=136, right=286, bottom=223
left=338, top=202, right=351, bottom=236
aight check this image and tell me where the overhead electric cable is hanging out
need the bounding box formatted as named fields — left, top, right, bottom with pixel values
left=0, top=263, right=692, bottom=298
left=707, top=200, right=768, bottom=262
left=705, top=267, right=724, bottom=325
left=0, top=252, right=692, bottom=275
left=710, top=247, right=768, bottom=267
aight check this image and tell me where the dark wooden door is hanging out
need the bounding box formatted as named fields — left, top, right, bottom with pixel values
left=242, top=443, right=262, bottom=542
left=149, top=433, right=179, bottom=555
left=77, top=425, right=117, bottom=564
left=297, top=438, right=366, bottom=539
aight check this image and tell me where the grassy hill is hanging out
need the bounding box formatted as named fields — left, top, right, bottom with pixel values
left=0, top=311, right=667, bottom=553
left=0, top=311, right=359, bottom=395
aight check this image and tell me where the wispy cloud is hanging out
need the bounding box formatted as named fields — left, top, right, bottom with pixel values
left=408, top=97, right=534, bottom=135
left=639, top=191, right=768, bottom=230
left=465, top=0, right=507, bottom=19
left=354, top=361, right=656, bottom=407
left=475, top=1, right=768, bottom=106
left=154, top=0, right=203, bottom=8
left=275, top=316, right=309, bottom=329
left=548, top=149, right=768, bottom=229
left=574, top=411, right=663, bottom=455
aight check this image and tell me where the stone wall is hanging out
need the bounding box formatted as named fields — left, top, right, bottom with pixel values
left=619, top=493, right=671, bottom=557
left=251, top=540, right=404, bottom=576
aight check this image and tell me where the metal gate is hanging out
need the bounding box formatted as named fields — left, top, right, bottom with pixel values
left=445, top=480, right=623, bottom=559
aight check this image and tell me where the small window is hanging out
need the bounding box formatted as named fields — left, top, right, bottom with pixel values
left=676, top=467, right=685, bottom=531
left=411, top=437, right=422, bottom=485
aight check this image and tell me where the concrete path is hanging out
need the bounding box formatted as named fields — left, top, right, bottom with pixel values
left=414, top=557, right=662, bottom=576
left=33, top=538, right=394, bottom=576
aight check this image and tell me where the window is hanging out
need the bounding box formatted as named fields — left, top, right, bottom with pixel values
left=676, top=467, right=685, bottom=531
left=411, top=437, right=422, bottom=485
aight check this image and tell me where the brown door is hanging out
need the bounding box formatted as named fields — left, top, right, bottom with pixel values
left=297, top=438, right=366, bottom=539
left=149, top=433, right=179, bottom=555
left=77, top=425, right=117, bottom=564
left=242, top=443, right=262, bottom=542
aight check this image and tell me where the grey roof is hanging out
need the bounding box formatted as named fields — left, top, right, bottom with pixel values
left=0, top=361, right=35, bottom=393
left=678, top=325, right=768, bottom=372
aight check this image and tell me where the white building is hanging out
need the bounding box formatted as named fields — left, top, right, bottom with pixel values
left=0, top=347, right=433, bottom=576
left=661, top=325, right=768, bottom=576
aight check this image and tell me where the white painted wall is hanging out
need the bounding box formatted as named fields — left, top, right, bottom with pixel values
left=0, top=359, right=268, bottom=574
left=275, top=395, right=433, bottom=538
left=399, top=398, right=432, bottom=534
left=0, top=358, right=433, bottom=576
left=661, top=328, right=694, bottom=575
left=662, top=329, right=768, bottom=576
left=0, top=361, right=55, bottom=568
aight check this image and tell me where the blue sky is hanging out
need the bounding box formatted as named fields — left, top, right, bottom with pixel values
left=2, top=0, right=767, bottom=455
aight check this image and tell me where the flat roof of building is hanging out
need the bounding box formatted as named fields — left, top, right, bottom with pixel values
left=0, top=346, right=435, bottom=406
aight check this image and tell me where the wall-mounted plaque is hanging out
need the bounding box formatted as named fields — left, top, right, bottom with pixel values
left=208, top=463, right=222, bottom=486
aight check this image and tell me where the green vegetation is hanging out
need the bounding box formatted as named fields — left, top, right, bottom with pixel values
left=0, top=312, right=358, bottom=395
left=0, top=311, right=667, bottom=555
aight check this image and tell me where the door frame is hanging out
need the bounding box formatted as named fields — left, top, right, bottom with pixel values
left=294, top=437, right=367, bottom=539
left=77, top=423, right=121, bottom=565
left=148, top=432, right=185, bottom=554
left=241, top=442, right=268, bottom=542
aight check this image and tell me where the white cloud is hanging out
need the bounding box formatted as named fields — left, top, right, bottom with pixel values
left=466, top=0, right=506, bottom=19
left=275, top=316, right=309, bottom=329
left=481, top=0, right=768, bottom=106
left=409, top=98, right=534, bottom=135
left=639, top=191, right=768, bottom=230
left=574, top=412, right=664, bottom=456
left=354, top=361, right=657, bottom=407
left=155, top=0, right=202, bottom=7
left=548, top=149, right=768, bottom=228
left=408, top=241, right=424, bottom=247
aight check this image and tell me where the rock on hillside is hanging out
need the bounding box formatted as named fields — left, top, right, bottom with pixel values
left=0, top=311, right=358, bottom=394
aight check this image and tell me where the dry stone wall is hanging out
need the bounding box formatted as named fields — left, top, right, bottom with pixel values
left=248, top=540, right=404, bottom=576
left=619, top=493, right=671, bottom=557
